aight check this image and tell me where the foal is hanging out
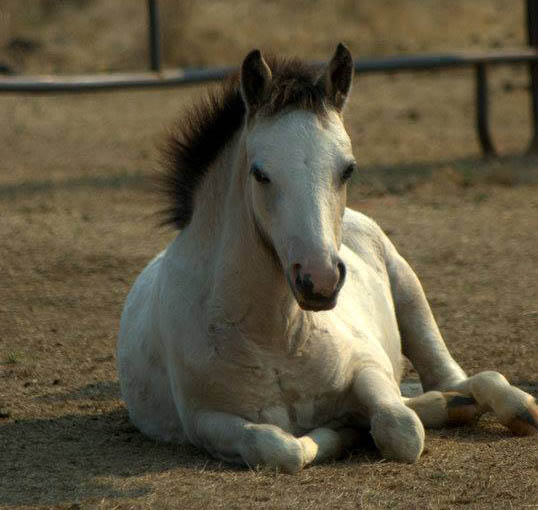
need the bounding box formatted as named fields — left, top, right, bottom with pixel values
left=117, top=44, right=537, bottom=472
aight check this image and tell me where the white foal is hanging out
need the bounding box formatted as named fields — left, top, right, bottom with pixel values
left=117, top=44, right=537, bottom=472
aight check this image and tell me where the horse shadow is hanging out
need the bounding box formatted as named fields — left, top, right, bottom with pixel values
left=0, top=381, right=224, bottom=508
left=1, top=380, right=533, bottom=507
left=1, top=154, right=536, bottom=202
left=35, top=379, right=121, bottom=403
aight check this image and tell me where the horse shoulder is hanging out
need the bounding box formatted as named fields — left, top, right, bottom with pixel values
left=119, top=235, right=207, bottom=361
left=118, top=251, right=165, bottom=349
left=341, top=207, right=407, bottom=370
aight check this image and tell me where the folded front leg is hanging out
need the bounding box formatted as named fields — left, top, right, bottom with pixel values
left=193, top=411, right=304, bottom=472
left=193, top=411, right=358, bottom=473
left=299, top=427, right=361, bottom=465
left=353, top=367, right=425, bottom=463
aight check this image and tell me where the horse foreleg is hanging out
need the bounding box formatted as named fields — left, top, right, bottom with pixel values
left=353, top=367, right=425, bottom=462
left=193, top=411, right=304, bottom=472
left=192, top=411, right=356, bottom=473
left=298, top=427, right=361, bottom=465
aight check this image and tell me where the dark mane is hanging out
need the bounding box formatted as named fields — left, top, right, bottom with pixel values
left=160, top=56, right=326, bottom=229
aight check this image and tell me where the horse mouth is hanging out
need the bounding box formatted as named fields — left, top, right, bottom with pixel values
left=288, top=282, right=340, bottom=311
left=287, top=274, right=343, bottom=312
left=297, top=296, right=338, bottom=311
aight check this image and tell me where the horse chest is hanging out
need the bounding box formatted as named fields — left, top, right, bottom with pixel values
left=259, top=366, right=353, bottom=432
left=206, top=342, right=355, bottom=433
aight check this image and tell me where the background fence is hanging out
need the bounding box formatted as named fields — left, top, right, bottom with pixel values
left=2, top=0, right=538, bottom=156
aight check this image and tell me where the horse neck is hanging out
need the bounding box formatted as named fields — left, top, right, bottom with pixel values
left=183, top=131, right=310, bottom=351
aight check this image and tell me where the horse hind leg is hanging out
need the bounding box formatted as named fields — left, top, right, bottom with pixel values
left=449, top=371, right=538, bottom=436
left=387, top=253, right=468, bottom=392
left=386, top=251, right=537, bottom=435
left=403, top=375, right=538, bottom=436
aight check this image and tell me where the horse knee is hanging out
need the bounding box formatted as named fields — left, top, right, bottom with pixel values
left=242, top=424, right=305, bottom=473
left=370, top=404, right=425, bottom=463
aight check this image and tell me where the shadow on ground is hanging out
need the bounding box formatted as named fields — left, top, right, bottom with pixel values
left=1, top=380, right=533, bottom=508
left=355, top=153, right=538, bottom=195
left=36, top=380, right=121, bottom=403
left=0, top=405, right=207, bottom=508
left=1, top=154, right=537, bottom=200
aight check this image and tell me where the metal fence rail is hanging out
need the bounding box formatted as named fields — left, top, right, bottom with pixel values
left=1, top=0, right=538, bottom=156
left=3, top=49, right=536, bottom=93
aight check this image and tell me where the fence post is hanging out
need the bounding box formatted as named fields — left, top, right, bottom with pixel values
left=475, top=64, right=496, bottom=156
left=147, top=0, right=161, bottom=72
left=528, top=0, right=538, bottom=152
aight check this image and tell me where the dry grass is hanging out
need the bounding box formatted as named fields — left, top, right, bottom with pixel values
left=1, top=170, right=537, bottom=510
left=0, top=0, right=527, bottom=73
left=0, top=1, right=537, bottom=509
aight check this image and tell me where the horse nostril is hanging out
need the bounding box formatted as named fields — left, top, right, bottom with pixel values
left=337, top=261, right=346, bottom=287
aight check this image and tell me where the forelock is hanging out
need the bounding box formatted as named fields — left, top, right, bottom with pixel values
left=255, top=56, right=328, bottom=118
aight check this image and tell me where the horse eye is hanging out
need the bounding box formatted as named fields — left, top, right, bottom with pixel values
left=251, top=165, right=271, bottom=184
left=341, top=163, right=356, bottom=182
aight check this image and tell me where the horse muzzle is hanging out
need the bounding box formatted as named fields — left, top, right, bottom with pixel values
left=289, top=260, right=346, bottom=311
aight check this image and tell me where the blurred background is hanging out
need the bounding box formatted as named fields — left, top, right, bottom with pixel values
left=0, top=0, right=534, bottom=175
left=0, top=0, right=528, bottom=72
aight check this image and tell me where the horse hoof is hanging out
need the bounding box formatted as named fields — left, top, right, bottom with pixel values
left=506, top=398, right=538, bottom=436
left=370, top=405, right=425, bottom=463
left=242, top=424, right=306, bottom=473
left=445, top=393, right=483, bottom=425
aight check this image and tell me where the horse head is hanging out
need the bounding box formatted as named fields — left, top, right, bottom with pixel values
left=240, top=44, right=356, bottom=311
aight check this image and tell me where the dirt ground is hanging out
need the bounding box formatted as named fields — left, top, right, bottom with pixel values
left=1, top=96, right=537, bottom=510
left=1, top=1, right=538, bottom=509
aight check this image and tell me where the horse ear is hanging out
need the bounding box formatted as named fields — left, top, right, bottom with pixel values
left=317, top=43, right=354, bottom=112
left=240, top=49, right=272, bottom=113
